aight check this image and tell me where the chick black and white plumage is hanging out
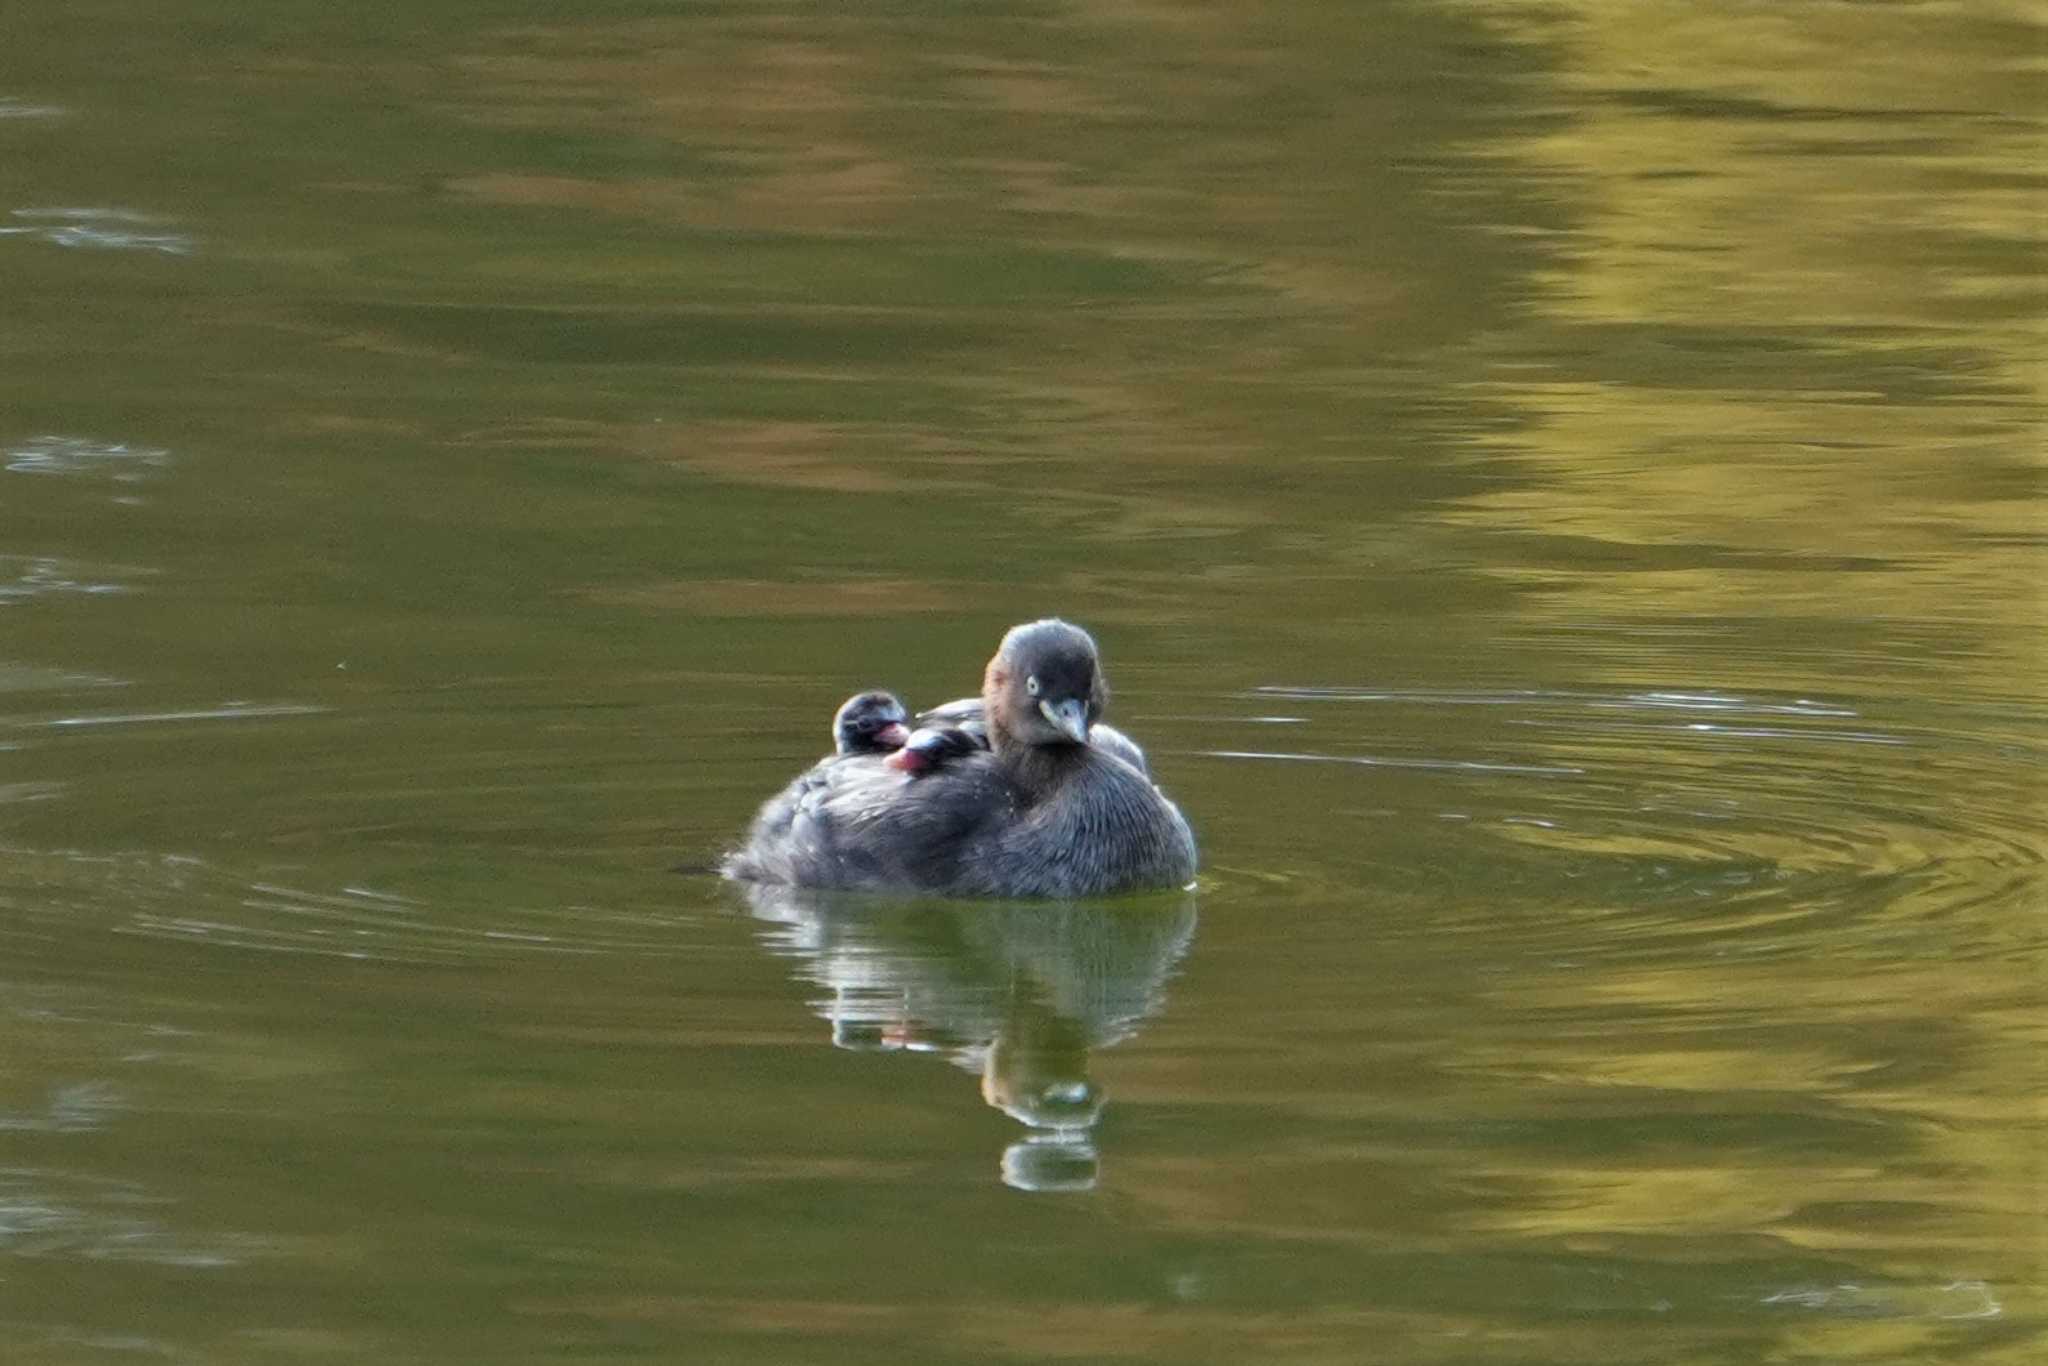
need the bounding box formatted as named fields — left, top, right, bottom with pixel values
left=884, top=724, right=985, bottom=775
left=832, top=690, right=910, bottom=755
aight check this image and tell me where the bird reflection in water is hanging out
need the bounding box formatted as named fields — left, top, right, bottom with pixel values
left=739, top=885, right=1197, bottom=1193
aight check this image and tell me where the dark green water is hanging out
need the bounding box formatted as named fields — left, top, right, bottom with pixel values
left=3, top=2, right=2042, bottom=1362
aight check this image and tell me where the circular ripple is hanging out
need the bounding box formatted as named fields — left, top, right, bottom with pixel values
left=1197, top=685, right=2045, bottom=960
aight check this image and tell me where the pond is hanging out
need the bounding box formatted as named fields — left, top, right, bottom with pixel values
left=2, top=2, right=2041, bottom=1362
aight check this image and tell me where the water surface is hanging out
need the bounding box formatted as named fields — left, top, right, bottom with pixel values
left=2, top=2, right=2042, bottom=1362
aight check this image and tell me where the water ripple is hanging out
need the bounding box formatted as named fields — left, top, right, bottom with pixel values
left=0, top=1081, right=124, bottom=1133
left=1213, top=684, right=2046, bottom=953
left=0, top=97, right=65, bottom=120
left=1198, top=748, right=1584, bottom=777
left=0, top=848, right=710, bottom=967
left=0, top=1168, right=252, bottom=1268
left=1, top=207, right=194, bottom=255
left=6, top=434, right=172, bottom=480
left=0, top=663, right=126, bottom=693
left=30, top=702, right=327, bottom=729
left=1760, top=1279, right=2002, bottom=1321
left=0, top=555, right=133, bottom=603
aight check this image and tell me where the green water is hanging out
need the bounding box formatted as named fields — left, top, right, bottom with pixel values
left=2, top=2, right=2042, bottom=1362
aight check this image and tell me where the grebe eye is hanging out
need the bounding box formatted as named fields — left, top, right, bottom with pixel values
left=1025, top=676, right=1040, bottom=696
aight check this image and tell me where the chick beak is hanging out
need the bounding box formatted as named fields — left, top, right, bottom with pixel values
left=1039, top=697, right=1090, bottom=743
left=875, top=722, right=910, bottom=749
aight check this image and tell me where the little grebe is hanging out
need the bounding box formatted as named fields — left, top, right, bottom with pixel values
left=724, top=620, right=1196, bottom=897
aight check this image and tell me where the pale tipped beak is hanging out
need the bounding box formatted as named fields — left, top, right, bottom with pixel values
left=875, top=722, right=910, bottom=749
left=1039, top=697, right=1089, bottom=743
